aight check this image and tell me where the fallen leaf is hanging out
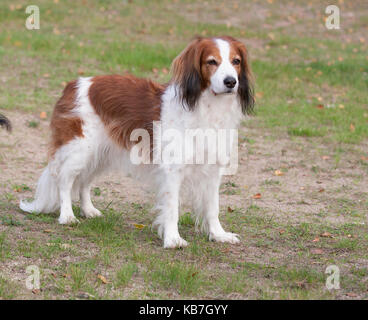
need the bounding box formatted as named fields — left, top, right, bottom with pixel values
left=43, top=229, right=53, bottom=233
left=60, top=243, right=72, bottom=249
left=252, top=193, right=262, bottom=199
left=346, top=292, right=358, bottom=297
left=227, top=207, right=234, bottom=213
left=361, top=156, right=368, bottom=161
left=311, top=248, right=324, bottom=255
left=318, top=188, right=325, bottom=193
left=338, top=104, right=345, bottom=109
left=322, top=155, right=330, bottom=160
left=350, top=123, right=355, bottom=132
left=316, top=104, right=324, bottom=109
left=32, top=289, right=40, bottom=294
left=78, top=68, right=84, bottom=75
left=40, top=112, right=47, bottom=119
left=279, top=229, right=285, bottom=235
left=97, top=274, right=108, bottom=284
left=274, top=170, right=284, bottom=176
left=320, top=232, right=333, bottom=238
left=134, top=223, right=145, bottom=229
left=312, top=237, right=320, bottom=242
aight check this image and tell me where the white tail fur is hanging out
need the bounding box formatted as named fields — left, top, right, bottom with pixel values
left=20, top=165, right=60, bottom=213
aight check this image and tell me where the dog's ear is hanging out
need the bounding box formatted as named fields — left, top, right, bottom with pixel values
left=171, top=37, right=204, bottom=111
left=0, top=114, right=11, bottom=132
left=236, top=41, right=255, bottom=115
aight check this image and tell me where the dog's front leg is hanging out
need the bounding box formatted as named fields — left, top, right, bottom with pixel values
left=153, top=170, right=187, bottom=248
left=202, top=173, right=240, bottom=244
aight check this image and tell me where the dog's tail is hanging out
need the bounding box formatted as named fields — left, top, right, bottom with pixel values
left=20, top=165, right=60, bottom=214
left=0, top=114, right=12, bottom=132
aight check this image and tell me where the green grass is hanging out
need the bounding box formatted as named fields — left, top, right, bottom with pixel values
left=146, top=260, right=204, bottom=295
left=0, top=276, right=17, bottom=299
left=115, top=263, right=138, bottom=288
left=0, top=232, right=11, bottom=261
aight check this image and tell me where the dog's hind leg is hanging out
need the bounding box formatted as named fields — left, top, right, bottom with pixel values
left=79, top=175, right=102, bottom=219
left=55, top=141, right=95, bottom=224
left=57, top=163, right=80, bottom=225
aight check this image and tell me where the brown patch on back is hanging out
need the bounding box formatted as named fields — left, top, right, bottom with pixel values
left=89, top=75, right=164, bottom=149
left=49, top=80, right=84, bottom=157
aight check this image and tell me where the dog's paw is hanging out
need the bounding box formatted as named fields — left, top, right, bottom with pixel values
left=81, top=207, right=102, bottom=218
left=58, top=215, right=79, bottom=225
left=209, top=232, right=240, bottom=244
left=163, top=235, right=188, bottom=249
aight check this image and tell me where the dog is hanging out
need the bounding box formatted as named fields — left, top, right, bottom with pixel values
left=0, top=114, right=11, bottom=132
left=20, top=36, right=254, bottom=248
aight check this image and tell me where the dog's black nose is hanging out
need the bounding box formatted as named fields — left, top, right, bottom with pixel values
left=223, top=76, right=237, bottom=89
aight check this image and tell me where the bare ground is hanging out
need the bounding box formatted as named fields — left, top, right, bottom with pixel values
left=1, top=109, right=367, bottom=299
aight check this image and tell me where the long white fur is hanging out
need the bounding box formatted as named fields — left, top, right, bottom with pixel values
left=20, top=38, right=244, bottom=248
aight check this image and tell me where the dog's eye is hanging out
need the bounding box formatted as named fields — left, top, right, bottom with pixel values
left=232, top=58, right=241, bottom=65
left=207, top=59, right=218, bottom=66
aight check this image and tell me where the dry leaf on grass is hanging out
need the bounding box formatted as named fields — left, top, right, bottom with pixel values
left=274, top=170, right=284, bottom=176
left=320, top=232, right=333, bottom=238
left=134, top=223, right=145, bottom=229
left=97, top=274, right=108, bottom=284
left=252, top=193, right=262, bottom=199
left=40, top=112, right=47, bottom=119
left=346, top=292, right=358, bottom=297
left=311, top=248, right=324, bottom=255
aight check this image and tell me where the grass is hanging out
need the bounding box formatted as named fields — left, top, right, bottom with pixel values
left=115, top=263, right=138, bottom=288
left=0, top=276, right=17, bottom=299
left=0, top=0, right=367, bottom=300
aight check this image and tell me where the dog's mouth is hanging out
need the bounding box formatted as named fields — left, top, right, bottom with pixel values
left=211, top=89, right=236, bottom=96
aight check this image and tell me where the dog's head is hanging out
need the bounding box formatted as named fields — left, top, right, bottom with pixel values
left=171, top=36, right=254, bottom=115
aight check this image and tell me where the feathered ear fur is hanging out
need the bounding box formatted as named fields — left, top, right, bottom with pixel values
left=235, top=41, right=255, bottom=115
left=171, top=37, right=204, bottom=111
left=0, top=114, right=11, bottom=132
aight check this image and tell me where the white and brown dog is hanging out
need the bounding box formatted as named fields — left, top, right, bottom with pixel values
left=20, top=36, right=254, bottom=248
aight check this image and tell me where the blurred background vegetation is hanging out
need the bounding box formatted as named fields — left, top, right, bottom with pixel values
left=0, top=0, right=367, bottom=142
